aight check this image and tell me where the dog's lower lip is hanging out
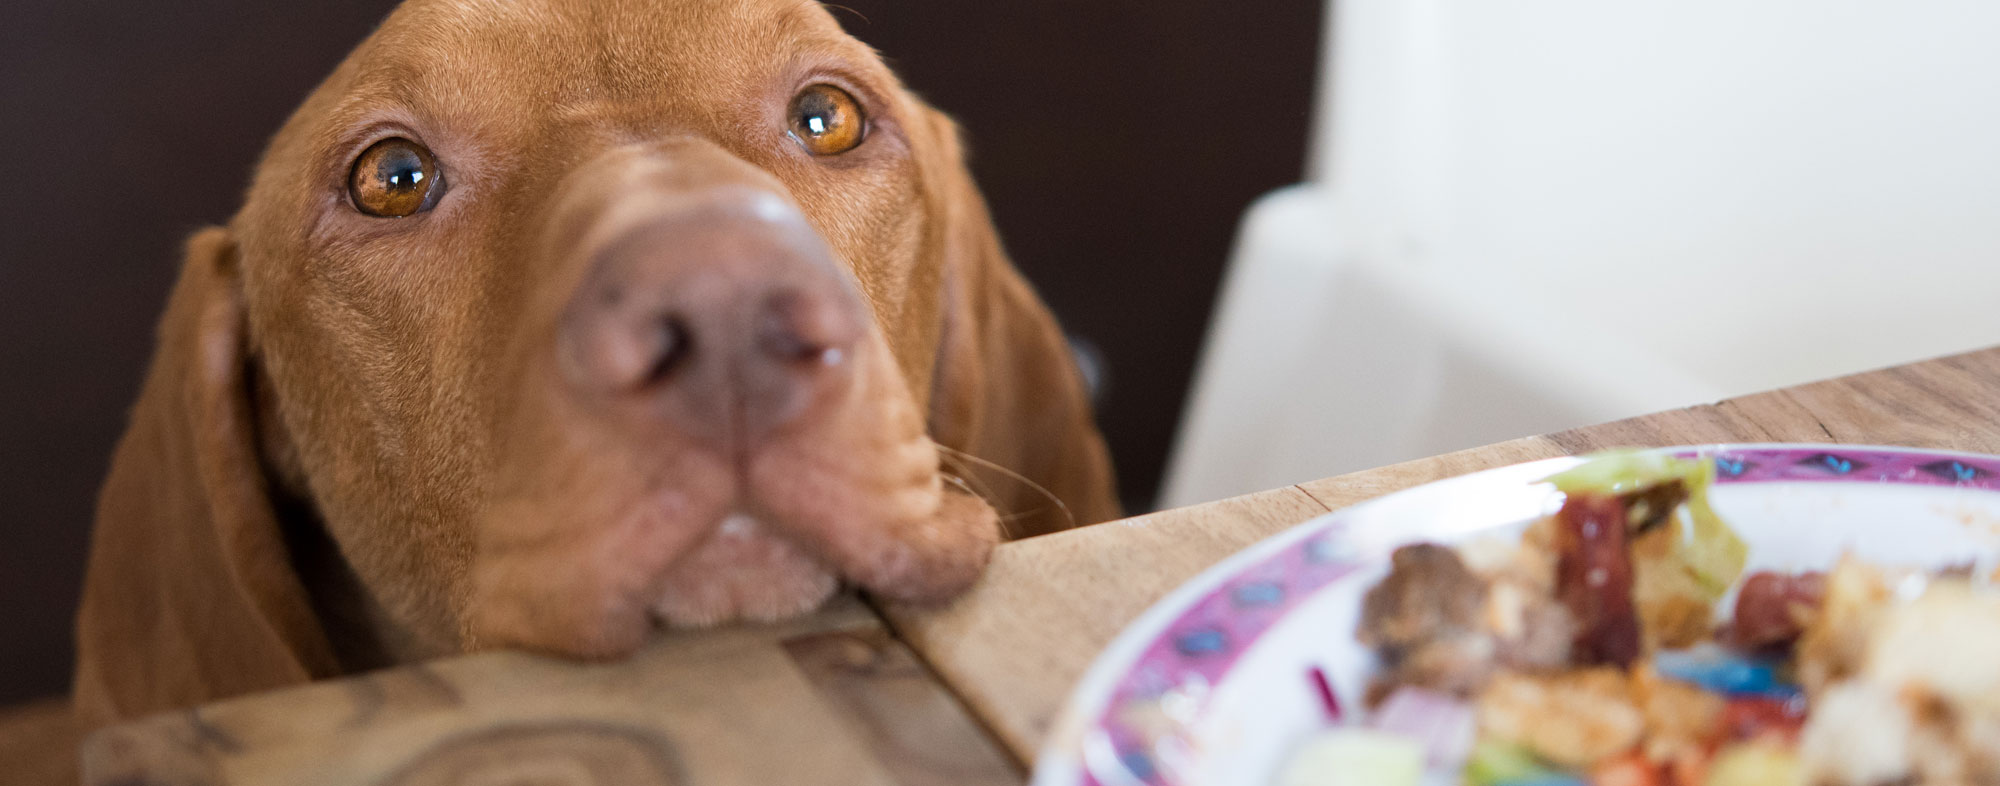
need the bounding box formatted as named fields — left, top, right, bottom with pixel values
left=645, top=512, right=843, bottom=628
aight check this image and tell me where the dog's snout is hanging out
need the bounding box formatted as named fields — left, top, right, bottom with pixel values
left=558, top=194, right=865, bottom=449
left=565, top=291, right=692, bottom=392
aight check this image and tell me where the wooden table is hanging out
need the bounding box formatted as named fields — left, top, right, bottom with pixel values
left=64, top=347, right=2000, bottom=785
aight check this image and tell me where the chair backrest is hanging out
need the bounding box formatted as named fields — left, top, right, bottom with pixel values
left=1310, top=0, right=2000, bottom=395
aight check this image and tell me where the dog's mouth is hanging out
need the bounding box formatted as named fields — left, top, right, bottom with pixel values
left=644, top=512, right=842, bottom=628
left=464, top=419, right=1002, bottom=660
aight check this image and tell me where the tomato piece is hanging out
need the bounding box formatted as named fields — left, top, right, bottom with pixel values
left=1589, top=753, right=1664, bottom=786
left=1664, top=747, right=1711, bottom=786
left=1716, top=696, right=1807, bottom=745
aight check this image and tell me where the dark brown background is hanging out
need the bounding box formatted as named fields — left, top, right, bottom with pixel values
left=0, top=1, right=1321, bottom=704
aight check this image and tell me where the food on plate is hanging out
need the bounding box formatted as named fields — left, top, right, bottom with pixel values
left=1277, top=728, right=1426, bottom=786
left=1283, top=451, right=2000, bottom=785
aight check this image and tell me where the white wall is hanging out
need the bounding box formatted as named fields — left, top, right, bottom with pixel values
left=1164, top=1, right=2000, bottom=507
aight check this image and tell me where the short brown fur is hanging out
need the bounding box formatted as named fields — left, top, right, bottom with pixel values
left=74, top=0, right=1117, bottom=726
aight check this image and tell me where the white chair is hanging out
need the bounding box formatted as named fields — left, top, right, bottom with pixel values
left=1161, top=0, right=2000, bottom=509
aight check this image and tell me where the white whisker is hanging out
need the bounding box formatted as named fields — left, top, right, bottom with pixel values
left=932, top=442, right=1075, bottom=534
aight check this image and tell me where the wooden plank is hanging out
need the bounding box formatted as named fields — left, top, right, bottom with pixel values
left=879, top=486, right=1331, bottom=761
left=782, top=628, right=1018, bottom=786
left=79, top=597, right=999, bottom=786
left=1294, top=435, right=1569, bottom=510
left=1777, top=349, right=2000, bottom=451
left=1544, top=348, right=2000, bottom=454
left=0, top=698, right=80, bottom=786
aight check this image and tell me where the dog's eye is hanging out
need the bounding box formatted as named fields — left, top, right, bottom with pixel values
left=788, top=84, right=866, bottom=156
left=349, top=138, right=444, bottom=217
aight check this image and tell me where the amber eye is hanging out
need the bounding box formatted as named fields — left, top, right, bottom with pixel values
left=348, top=138, right=443, bottom=217
left=788, top=84, right=866, bottom=156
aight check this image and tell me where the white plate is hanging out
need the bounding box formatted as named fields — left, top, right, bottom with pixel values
left=1030, top=444, right=2000, bottom=786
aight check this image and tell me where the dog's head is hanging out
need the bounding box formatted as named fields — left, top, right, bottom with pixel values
left=75, top=0, right=1117, bottom=721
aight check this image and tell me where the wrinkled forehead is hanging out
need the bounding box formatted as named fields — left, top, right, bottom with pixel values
left=350, top=0, right=861, bottom=117
left=227, top=0, right=906, bottom=259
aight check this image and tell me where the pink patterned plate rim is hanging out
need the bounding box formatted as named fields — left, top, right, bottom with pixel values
left=1028, top=444, right=2000, bottom=786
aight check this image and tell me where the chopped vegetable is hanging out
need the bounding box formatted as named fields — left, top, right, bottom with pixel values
left=1663, top=748, right=1713, bottom=786
left=1651, top=648, right=1800, bottom=699
left=1589, top=753, right=1664, bottom=786
left=1545, top=451, right=1701, bottom=498
left=1548, top=451, right=1748, bottom=601
left=1703, top=742, right=1802, bottom=786
left=1307, top=450, right=2000, bottom=786
left=1462, top=740, right=1560, bottom=785
left=1306, top=666, right=1343, bottom=722
left=1715, top=696, right=1807, bottom=745
left=1369, top=687, right=1475, bottom=770
left=1275, top=727, right=1424, bottom=786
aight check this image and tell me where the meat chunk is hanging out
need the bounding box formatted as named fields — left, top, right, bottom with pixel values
left=1554, top=493, right=1642, bottom=667
left=1362, top=541, right=1579, bottom=698
left=1361, top=544, right=1488, bottom=651
left=1485, top=575, right=1577, bottom=672
left=1360, top=544, right=1495, bottom=697
left=1727, top=570, right=1826, bottom=652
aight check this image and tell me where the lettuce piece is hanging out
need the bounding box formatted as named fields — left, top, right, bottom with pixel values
left=1705, top=742, right=1803, bottom=786
left=1546, top=450, right=1748, bottom=599
left=1547, top=450, right=1699, bottom=497
left=1277, top=728, right=1425, bottom=786
left=1463, top=739, right=1566, bottom=785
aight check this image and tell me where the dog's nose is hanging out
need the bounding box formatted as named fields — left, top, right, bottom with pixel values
left=559, top=191, right=866, bottom=449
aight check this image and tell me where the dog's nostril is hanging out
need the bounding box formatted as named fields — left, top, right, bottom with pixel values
left=756, top=290, right=855, bottom=367
left=642, top=317, right=692, bottom=385
left=757, top=320, right=836, bottom=366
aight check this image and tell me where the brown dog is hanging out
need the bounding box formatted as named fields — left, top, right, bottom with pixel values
left=73, top=0, right=1118, bottom=726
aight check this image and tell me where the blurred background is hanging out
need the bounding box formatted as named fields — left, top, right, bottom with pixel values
left=0, top=2, right=1321, bottom=705
left=10, top=0, right=2000, bottom=713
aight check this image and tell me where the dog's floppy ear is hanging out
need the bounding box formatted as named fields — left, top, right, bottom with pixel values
left=918, top=111, right=1121, bottom=537
left=72, top=227, right=338, bottom=727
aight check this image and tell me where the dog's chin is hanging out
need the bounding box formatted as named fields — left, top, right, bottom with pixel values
left=646, top=513, right=842, bottom=628
left=468, top=456, right=999, bottom=659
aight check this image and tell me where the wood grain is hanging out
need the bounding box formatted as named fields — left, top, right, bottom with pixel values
left=782, top=629, right=1018, bottom=786
left=1294, top=435, right=1568, bottom=510
left=77, top=597, right=997, bottom=786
